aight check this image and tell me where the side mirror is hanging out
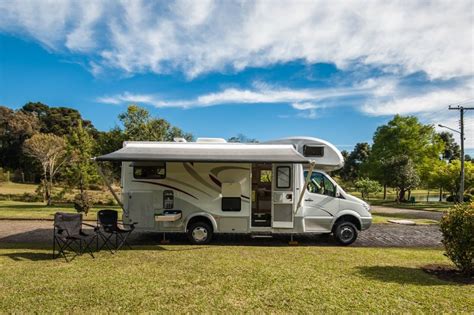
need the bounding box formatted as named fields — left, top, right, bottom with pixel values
left=335, top=186, right=342, bottom=198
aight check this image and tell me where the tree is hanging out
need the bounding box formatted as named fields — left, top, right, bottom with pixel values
left=438, top=131, right=460, bottom=161
left=444, top=160, right=474, bottom=198
left=118, top=105, right=192, bottom=141
left=0, top=106, right=40, bottom=180
left=340, top=143, right=370, bottom=182
left=385, top=155, right=420, bottom=201
left=23, top=133, right=67, bottom=205
left=228, top=134, right=258, bottom=143
left=22, top=102, right=96, bottom=137
left=354, top=178, right=381, bottom=200
left=64, top=121, right=99, bottom=214
left=365, top=115, right=443, bottom=199
left=422, top=159, right=450, bottom=201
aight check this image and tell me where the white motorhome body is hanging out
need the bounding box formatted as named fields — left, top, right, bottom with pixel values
left=96, top=137, right=372, bottom=245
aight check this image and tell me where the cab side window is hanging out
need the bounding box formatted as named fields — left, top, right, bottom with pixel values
left=305, top=171, right=336, bottom=197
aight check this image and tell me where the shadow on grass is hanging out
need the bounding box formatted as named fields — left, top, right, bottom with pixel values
left=357, top=266, right=454, bottom=286
left=0, top=252, right=54, bottom=261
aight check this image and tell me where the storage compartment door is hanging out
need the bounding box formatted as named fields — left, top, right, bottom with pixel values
left=125, top=191, right=155, bottom=229
left=272, top=164, right=294, bottom=229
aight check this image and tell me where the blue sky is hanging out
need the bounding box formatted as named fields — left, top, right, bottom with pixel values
left=0, top=1, right=473, bottom=152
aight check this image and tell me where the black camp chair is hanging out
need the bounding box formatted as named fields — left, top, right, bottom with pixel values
left=53, top=212, right=98, bottom=262
left=97, top=210, right=137, bottom=253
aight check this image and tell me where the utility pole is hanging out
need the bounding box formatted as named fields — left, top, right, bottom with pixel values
left=448, top=105, right=474, bottom=202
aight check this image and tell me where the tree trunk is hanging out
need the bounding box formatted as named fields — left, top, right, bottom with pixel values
left=398, top=189, right=406, bottom=202
left=42, top=178, right=47, bottom=203
left=47, top=177, right=53, bottom=206
left=439, top=187, right=442, bottom=202
left=383, top=184, right=387, bottom=200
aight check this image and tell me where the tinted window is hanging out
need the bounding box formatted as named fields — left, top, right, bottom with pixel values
left=133, top=163, right=166, bottom=179
left=222, top=197, right=241, bottom=211
left=303, top=145, right=324, bottom=157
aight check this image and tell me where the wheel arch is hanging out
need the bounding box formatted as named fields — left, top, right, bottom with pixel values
left=332, top=210, right=362, bottom=231
left=185, top=213, right=217, bottom=232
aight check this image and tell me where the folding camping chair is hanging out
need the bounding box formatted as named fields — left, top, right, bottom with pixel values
left=97, top=210, right=137, bottom=253
left=53, top=212, right=98, bottom=262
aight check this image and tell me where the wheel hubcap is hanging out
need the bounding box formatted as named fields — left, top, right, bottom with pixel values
left=340, top=227, right=354, bottom=241
left=192, top=227, right=208, bottom=242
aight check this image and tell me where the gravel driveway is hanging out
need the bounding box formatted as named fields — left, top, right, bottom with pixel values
left=0, top=220, right=442, bottom=248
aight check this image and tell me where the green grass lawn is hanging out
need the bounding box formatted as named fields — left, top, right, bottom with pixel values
left=0, top=201, right=121, bottom=220
left=0, top=181, right=37, bottom=194
left=0, top=244, right=471, bottom=313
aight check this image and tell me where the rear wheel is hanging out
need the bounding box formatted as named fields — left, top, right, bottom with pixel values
left=187, top=221, right=213, bottom=245
left=333, top=221, right=358, bottom=245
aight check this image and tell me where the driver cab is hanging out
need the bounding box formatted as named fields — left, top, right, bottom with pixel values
left=301, top=170, right=341, bottom=232
left=305, top=171, right=337, bottom=197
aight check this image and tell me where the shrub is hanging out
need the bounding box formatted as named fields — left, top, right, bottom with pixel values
left=439, top=203, right=474, bottom=275
left=354, top=178, right=381, bottom=200
left=74, top=192, right=92, bottom=215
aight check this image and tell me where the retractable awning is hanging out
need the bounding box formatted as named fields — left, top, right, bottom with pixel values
left=95, top=142, right=309, bottom=163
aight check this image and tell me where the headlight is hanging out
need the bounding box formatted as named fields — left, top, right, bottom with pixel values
left=363, top=202, right=371, bottom=212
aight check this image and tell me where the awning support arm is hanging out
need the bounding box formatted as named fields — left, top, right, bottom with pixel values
left=94, top=159, right=126, bottom=215
left=295, top=160, right=316, bottom=213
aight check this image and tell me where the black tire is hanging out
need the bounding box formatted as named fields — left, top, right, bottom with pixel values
left=187, top=221, right=213, bottom=245
left=333, top=221, right=358, bottom=246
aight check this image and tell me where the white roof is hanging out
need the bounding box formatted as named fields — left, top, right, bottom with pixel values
left=96, top=141, right=309, bottom=163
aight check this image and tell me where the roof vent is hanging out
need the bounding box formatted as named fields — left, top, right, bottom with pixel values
left=196, top=137, right=227, bottom=143
left=173, top=137, right=187, bottom=143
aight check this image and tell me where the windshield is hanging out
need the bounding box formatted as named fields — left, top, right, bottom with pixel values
left=304, top=171, right=336, bottom=197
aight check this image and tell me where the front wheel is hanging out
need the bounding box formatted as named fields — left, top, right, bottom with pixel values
left=333, top=221, right=358, bottom=246
left=187, top=221, right=213, bottom=245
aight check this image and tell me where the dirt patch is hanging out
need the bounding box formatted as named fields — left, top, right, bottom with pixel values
left=422, top=264, right=473, bottom=285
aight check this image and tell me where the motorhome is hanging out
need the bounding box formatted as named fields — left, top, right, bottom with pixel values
left=95, top=137, right=372, bottom=245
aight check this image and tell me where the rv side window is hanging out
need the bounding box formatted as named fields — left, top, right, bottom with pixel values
left=133, top=163, right=166, bottom=179
left=276, top=166, right=291, bottom=189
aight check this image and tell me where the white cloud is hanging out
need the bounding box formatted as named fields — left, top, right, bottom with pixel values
left=361, top=79, right=474, bottom=116
left=0, top=0, right=472, bottom=80
left=97, top=84, right=368, bottom=109
left=360, top=77, right=474, bottom=149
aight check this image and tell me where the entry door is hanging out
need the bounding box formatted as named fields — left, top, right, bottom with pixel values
left=272, top=164, right=294, bottom=229
left=251, top=163, right=272, bottom=227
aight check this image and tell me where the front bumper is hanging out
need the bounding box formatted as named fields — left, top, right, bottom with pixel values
left=360, top=216, right=372, bottom=230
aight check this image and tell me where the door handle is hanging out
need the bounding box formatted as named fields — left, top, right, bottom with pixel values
left=304, top=198, right=313, bottom=202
